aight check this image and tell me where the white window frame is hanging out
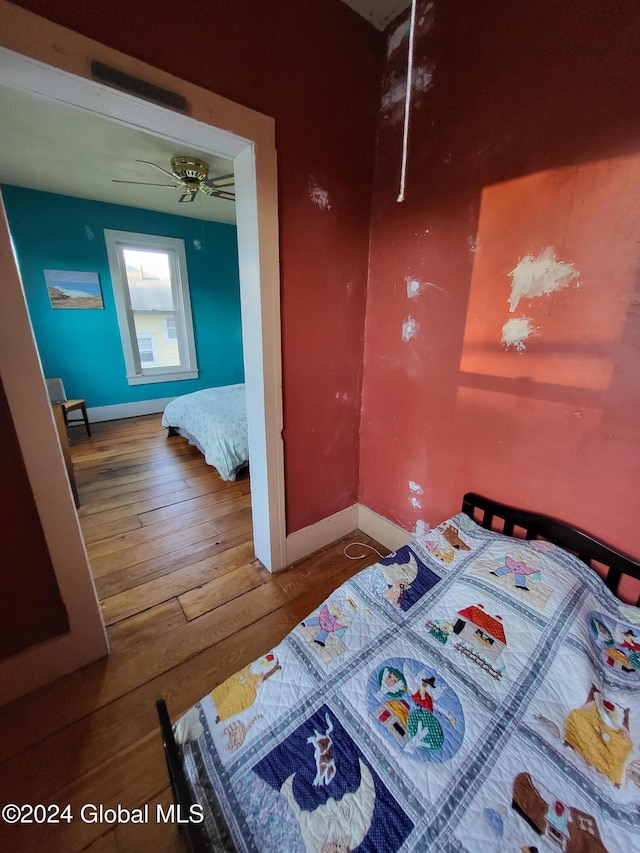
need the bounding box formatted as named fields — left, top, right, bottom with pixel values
left=104, top=229, right=199, bottom=384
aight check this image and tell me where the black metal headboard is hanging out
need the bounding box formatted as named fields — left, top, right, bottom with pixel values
left=462, top=493, right=640, bottom=605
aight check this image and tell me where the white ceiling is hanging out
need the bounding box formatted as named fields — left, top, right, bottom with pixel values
left=0, top=3, right=408, bottom=219
left=0, top=85, right=236, bottom=225
left=341, top=0, right=411, bottom=30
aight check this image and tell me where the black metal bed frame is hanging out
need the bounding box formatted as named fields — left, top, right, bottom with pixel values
left=155, top=697, right=212, bottom=852
left=156, top=492, right=640, bottom=851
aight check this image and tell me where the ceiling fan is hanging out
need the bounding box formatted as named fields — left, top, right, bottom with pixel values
left=112, top=155, right=235, bottom=204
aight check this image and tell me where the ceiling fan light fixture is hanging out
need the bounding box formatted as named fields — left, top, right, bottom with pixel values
left=178, top=188, right=198, bottom=203
left=113, top=155, right=235, bottom=204
left=171, top=155, right=209, bottom=183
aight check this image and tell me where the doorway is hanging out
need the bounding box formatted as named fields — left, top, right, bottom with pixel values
left=0, top=36, right=285, bottom=701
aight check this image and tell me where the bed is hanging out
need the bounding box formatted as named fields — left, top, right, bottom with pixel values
left=156, top=493, right=640, bottom=852
left=162, top=384, right=248, bottom=481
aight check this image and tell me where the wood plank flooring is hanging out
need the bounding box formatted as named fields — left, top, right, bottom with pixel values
left=0, top=414, right=387, bottom=852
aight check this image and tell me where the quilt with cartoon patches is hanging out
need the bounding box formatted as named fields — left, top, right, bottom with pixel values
left=174, top=512, right=640, bottom=852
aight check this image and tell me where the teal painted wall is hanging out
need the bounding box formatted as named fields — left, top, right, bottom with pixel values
left=2, top=185, right=243, bottom=408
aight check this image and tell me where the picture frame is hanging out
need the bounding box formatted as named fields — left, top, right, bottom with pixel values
left=44, top=269, right=104, bottom=309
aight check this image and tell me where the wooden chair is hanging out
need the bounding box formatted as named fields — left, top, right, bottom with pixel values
left=45, top=378, right=91, bottom=438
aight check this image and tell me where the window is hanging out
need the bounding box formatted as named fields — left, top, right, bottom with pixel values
left=474, top=629, right=494, bottom=647
left=546, top=824, right=565, bottom=847
left=165, top=316, right=177, bottom=340
left=137, top=335, right=157, bottom=364
left=104, top=230, right=198, bottom=384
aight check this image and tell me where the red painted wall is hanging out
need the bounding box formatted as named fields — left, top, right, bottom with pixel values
left=10, top=0, right=639, bottom=564
left=0, top=378, right=69, bottom=659
left=360, top=1, right=640, bottom=556
left=10, top=0, right=383, bottom=534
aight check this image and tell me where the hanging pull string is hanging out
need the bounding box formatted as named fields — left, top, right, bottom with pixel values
left=344, top=542, right=388, bottom=560
left=397, top=0, right=419, bottom=203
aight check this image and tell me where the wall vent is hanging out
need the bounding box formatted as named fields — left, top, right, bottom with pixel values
left=91, top=62, right=188, bottom=113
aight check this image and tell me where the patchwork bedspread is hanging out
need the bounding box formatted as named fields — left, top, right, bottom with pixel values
left=162, top=384, right=248, bottom=481
left=175, top=512, right=640, bottom=852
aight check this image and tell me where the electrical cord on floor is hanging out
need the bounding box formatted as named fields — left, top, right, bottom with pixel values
left=343, top=542, right=387, bottom=560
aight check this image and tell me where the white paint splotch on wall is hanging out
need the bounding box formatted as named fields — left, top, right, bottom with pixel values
left=387, top=18, right=410, bottom=57
left=418, top=2, right=436, bottom=31
left=406, top=277, right=449, bottom=299
left=407, top=278, right=422, bottom=298
left=508, top=246, right=579, bottom=312
left=308, top=177, right=331, bottom=211
left=402, top=316, right=420, bottom=341
left=381, top=74, right=408, bottom=113
left=387, top=3, right=435, bottom=58
left=413, top=66, right=435, bottom=96
left=409, top=480, right=423, bottom=509
left=381, top=64, right=435, bottom=122
left=501, top=317, right=538, bottom=351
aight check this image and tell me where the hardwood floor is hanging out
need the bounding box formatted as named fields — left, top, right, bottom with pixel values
left=0, top=414, right=386, bottom=852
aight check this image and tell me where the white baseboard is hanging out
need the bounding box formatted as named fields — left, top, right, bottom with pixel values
left=285, top=504, right=359, bottom=567
left=283, top=503, right=413, bottom=569
left=357, top=505, right=414, bottom=552
left=86, top=397, right=176, bottom=423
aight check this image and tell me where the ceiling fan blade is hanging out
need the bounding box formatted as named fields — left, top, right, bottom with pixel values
left=178, top=189, right=198, bottom=203
left=135, top=159, right=177, bottom=179
left=200, top=183, right=235, bottom=200
left=203, top=173, right=235, bottom=188
left=112, top=179, right=179, bottom=188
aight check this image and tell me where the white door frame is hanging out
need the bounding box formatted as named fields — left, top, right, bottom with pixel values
left=0, top=8, right=285, bottom=702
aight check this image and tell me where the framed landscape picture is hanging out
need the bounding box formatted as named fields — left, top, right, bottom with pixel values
left=44, top=269, right=104, bottom=309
